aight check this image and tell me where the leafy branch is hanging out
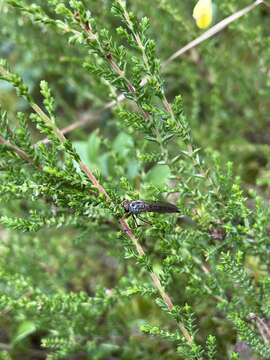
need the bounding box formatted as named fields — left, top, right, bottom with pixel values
left=0, top=60, right=196, bottom=350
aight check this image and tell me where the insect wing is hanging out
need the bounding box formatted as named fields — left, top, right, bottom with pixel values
left=144, top=201, right=179, bottom=213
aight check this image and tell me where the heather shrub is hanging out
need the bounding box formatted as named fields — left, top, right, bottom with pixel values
left=0, top=1, right=270, bottom=359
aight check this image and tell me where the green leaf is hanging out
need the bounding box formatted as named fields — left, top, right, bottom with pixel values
left=99, top=153, right=110, bottom=177
left=87, top=130, right=101, bottom=163
left=127, top=159, right=139, bottom=179
left=145, top=165, right=171, bottom=187
left=73, top=141, right=91, bottom=167
left=112, top=132, right=133, bottom=158
left=13, top=321, right=36, bottom=344
left=0, top=351, right=12, bottom=360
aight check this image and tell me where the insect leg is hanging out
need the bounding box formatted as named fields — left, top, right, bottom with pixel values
left=132, top=214, right=139, bottom=227
left=137, top=215, right=152, bottom=226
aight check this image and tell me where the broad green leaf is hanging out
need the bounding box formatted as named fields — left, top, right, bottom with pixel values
left=13, top=321, right=36, bottom=344
left=87, top=130, right=101, bottom=163
left=73, top=141, right=91, bottom=168
left=127, top=159, right=139, bottom=179
left=112, top=132, right=133, bottom=158
left=145, top=165, right=171, bottom=187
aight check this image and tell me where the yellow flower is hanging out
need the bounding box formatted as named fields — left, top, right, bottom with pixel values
left=193, top=0, right=213, bottom=29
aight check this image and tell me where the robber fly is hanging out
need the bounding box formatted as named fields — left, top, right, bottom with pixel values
left=123, top=200, right=179, bottom=226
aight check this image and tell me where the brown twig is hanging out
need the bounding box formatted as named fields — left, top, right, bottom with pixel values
left=0, top=135, right=35, bottom=164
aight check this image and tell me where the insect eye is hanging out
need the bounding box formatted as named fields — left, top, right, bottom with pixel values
left=122, top=200, right=130, bottom=212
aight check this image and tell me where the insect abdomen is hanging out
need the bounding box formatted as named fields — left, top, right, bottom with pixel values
left=148, top=203, right=179, bottom=213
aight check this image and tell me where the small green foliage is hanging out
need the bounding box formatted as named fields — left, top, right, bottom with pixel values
left=0, top=0, right=270, bottom=359
left=0, top=59, right=31, bottom=102
left=40, top=81, right=56, bottom=119
left=230, top=353, right=240, bottom=360
left=206, top=335, right=217, bottom=360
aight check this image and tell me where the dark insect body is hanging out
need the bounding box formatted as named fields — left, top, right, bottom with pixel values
left=123, top=200, right=180, bottom=215
left=122, top=200, right=179, bottom=227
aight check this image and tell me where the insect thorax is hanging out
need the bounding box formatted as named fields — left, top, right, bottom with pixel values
left=129, top=200, right=146, bottom=214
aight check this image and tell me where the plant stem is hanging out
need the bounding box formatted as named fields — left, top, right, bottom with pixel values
left=0, top=135, right=34, bottom=165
